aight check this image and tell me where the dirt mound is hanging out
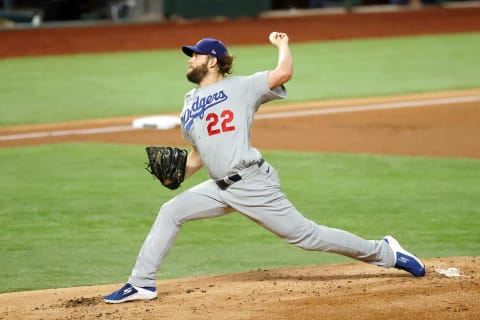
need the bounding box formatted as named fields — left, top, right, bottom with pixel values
left=0, top=257, right=477, bottom=319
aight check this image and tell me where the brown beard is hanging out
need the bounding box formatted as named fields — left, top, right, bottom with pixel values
left=186, top=61, right=208, bottom=84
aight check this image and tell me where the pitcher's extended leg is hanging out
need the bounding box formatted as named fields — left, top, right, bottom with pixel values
left=129, top=180, right=229, bottom=287
left=224, top=165, right=396, bottom=268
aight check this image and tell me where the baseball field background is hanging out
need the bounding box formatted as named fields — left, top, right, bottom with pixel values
left=1, top=7, right=480, bottom=320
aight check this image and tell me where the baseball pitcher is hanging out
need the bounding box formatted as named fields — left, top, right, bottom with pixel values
left=104, top=32, right=425, bottom=303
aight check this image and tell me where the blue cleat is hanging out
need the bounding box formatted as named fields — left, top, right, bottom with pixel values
left=384, top=236, right=426, bottom=277
left=104, top=283, right=157, bottom=304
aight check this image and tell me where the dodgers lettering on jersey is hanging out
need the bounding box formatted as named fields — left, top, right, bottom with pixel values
left=181, top=90, right=228, bottom=132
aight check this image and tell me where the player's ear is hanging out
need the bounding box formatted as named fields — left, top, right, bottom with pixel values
left=207, top=56, right=218, bottom=68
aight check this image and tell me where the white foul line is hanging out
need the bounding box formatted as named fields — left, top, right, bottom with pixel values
left=255, top=96, right=480, bottom=120
left=0, top=125, right=136, bottom=141
left=1, top=95, right=479, bottom=141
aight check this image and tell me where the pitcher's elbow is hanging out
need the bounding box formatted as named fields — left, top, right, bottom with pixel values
left=281, top=72, right=293, bottom=84
left=285, top=72, right=293, bottom=82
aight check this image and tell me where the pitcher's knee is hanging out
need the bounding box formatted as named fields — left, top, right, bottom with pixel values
left=157, top=200, right=183, bottom=226
left=283, top=220, right=322, bottom=251
left=287, top=235, right=319, bottom=251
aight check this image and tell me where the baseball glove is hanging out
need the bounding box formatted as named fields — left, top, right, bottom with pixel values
left=145, top=146, right=188, bottom=190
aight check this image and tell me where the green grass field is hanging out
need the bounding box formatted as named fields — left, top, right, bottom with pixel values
left=1, top=145, right=479, bottom=293
left=0, top=32, right=479, bottom=293
left=0, top=33, right=479, bottom=125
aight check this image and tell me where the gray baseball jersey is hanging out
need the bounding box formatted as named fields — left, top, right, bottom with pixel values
left=180, top=71, right=285, bottom=179
left=128, top=71, right=396, bottom=288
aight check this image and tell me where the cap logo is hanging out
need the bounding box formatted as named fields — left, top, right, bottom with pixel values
left=211, top=50, right=216, bottom=55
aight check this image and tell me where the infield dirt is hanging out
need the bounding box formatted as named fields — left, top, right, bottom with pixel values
left=1, top=6, right=479, bottom=320
left=0, top=257, right=478, bottom=320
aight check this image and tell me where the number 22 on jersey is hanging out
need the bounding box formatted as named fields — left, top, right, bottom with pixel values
left=206, top=109, right=236, bottom=136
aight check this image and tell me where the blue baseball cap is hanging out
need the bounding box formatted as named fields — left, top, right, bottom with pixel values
left=182, top=38, right=228, bottom=59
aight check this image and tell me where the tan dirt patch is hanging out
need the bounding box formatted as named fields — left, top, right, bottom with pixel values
left=2, top=89, right=480, bottom=159
left=0, top=257, right=478, bottom=320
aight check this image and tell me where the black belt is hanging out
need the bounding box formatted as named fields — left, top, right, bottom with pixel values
left=215, top=158, right=265, bottom=190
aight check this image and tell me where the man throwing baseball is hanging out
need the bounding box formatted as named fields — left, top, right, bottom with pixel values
left=104, top=32, right=425, bottom=303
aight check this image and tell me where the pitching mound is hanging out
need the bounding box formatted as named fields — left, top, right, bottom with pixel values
left=0, top=256, right=478, bottom=319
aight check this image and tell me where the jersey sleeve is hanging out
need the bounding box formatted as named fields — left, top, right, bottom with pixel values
left=181, top=125, right=194, bottom=145
left=180, top=89, right=196, bottom=145
left=247, top=71, right=287, bottom=110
